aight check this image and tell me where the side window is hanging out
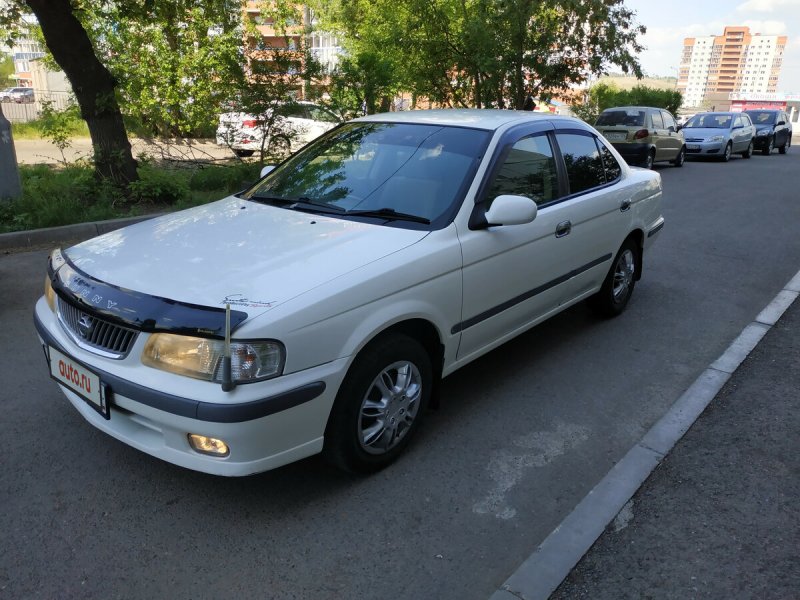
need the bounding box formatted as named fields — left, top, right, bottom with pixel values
left=734, top=116, right=743, bottom=128
left=555, top=132, right=606, bottom=194
left=484, top=134, right=559, bottom=207
left=596, top=138, right=622, bottom=182
left=651, top=110, right=664, bottom=129
left=662, top=111, right=677, bottom=130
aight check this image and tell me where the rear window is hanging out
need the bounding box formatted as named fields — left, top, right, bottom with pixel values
left=596, top=110, right=645, bottom=127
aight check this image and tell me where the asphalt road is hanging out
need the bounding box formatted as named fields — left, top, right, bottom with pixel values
left=1, top=146, right=799, bottom=599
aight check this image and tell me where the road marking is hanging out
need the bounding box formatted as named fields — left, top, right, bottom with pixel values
left=474, top=421, right=589, bottom=520
left=489, top=267, right=800, bottom=600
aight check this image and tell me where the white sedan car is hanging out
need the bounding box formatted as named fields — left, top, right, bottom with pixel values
left=216, top=101, right=340, bottom=157
left=35, top=110, right=664, bottom=476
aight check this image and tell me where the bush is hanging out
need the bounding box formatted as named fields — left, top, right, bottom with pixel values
left=128, top=167, right=189, bottom=204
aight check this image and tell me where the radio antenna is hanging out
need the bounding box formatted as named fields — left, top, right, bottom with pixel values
left=221, top=303, right=235, bottom=392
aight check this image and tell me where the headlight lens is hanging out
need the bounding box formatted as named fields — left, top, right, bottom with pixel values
left=708, top=135, right=724, bottom=143
left=757, top=128, right=771, bottom=136
left=44, top=276, right=56, bottom=312
left=142, top=334, right=285, bottom=383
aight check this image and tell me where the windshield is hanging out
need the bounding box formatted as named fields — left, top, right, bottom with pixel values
left=244, top=122, right=490, bottom=227
left=684, top=114, right=732, bottom=129
left=596, top=110, right=645, bottom=127
left=746, top=111, right=776, bottom=125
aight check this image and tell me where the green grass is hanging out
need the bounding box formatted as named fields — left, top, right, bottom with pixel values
left=0, top=161, right=263, bottom=233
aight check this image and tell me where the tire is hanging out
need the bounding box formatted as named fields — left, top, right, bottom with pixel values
left=721, top=142, right=732, bottom=162
left=642, top=150, right=655, bottom=170
left=589, top=238, right=639, bottom=318
left=234, top=149, right=255, bottom=157
left=672, top=146, right=686, bottom=167
left=779, top=135, right=790, bottom=154
left=323, top=333, right=432, bottom=473
left=742, top=141, right=753, bottom=159
left=762, top=137, right=773, bottom=155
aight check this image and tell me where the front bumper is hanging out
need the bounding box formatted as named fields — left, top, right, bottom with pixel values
left=684, top=140, right=725, bottom=156
left=752, top=134, right=773, bottom=150
left=35, top=299, right=348, bottom=476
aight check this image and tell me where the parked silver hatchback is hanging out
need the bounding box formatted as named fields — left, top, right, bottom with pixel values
left=680, top=112, right=755, bottom=161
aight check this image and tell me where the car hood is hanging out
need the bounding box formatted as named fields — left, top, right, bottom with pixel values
left=682, top=127, right=731, bottom=139
left=64, top=197, right=428, bottom=318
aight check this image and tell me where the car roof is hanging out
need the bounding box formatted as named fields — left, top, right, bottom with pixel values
left=743, top=108, right=779, bottom=112
left=601, top=106, right=660, bottom=112
left=353, top=108, right=585, bottom=132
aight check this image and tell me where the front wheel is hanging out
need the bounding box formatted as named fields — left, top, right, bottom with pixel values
left=589, top=238, right=639, bottom=318
left=672, top=146, right=686, bottom=167
left=742, top=141, right=753, bottom=159
left=762, top=137, right=774, bottom=155
left=779, top=136, right=790, bottom=154
left=234, top=149, right=255, bottom=157
left=324, top=333, right=432, bottom=473
left=721, top=142, right=732, bottom=162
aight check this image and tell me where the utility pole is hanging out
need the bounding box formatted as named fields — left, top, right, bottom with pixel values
left=0, top=103, right=22, bottom=200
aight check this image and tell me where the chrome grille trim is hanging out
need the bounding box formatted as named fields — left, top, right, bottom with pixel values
left=57, top=298, right=139, bottom=359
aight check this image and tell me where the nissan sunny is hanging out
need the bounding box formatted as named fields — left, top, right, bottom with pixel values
left=35, top=110, right=664, bottom=476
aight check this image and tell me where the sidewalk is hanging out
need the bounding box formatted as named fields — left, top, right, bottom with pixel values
left=549, top=295, right=800, bottom=598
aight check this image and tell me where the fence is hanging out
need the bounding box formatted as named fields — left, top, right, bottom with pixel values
left=0, top=90, right=73, bottom=123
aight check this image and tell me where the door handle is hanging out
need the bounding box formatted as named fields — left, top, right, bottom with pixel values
left=620, top=199, right=631, bottom=212
left=555, top=221, right=572, bottom=237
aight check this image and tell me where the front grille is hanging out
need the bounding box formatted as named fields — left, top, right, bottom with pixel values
left=57, top=298, right=139, bottom=358
left=685, top=137, right=704, bottom=143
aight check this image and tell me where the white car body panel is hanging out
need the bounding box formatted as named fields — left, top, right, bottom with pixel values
left=35, top=109, right=664, bottom=475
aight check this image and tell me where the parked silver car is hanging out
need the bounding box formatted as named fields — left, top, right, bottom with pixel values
left=680, top=112, right=755, bottom=161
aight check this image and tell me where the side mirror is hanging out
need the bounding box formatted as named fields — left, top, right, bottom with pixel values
left=260, top=165, right=276, bottom=178
left=485, top=195, right=538, bottom=227
left=668, top=125, right=676, bottom=133
left=777, top=121, right=786, bottom=126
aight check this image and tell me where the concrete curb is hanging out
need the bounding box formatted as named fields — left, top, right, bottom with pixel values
left=0, top=214, right=161, bottom=252
left=489, top=268, right=800, bottom=600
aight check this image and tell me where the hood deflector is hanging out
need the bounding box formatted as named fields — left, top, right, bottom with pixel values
left=48, top=249, right=248, bottom=339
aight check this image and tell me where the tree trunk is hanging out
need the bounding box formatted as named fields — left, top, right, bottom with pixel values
left=26, top=0, right=138, bottom=185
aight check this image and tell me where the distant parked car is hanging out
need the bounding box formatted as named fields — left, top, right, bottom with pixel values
left=0, top=87, right=35, bottom=103
left=216, top=101, right=341, bottom=157
left=744, top=109, right=793, bottom=155
left=594, top=106, right=685, bottom=169
left=680, top=112, right=755, bottom=161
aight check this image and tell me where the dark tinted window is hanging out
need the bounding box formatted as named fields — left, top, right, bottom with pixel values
left=596, top=109, right=645, bottom=127
left=651, top=110, right=664, bottom=129
left=555, top=132, right=606, bottom=194
left=596, top=138, right=622, bottom=182
left=485, top=134, right=559, bottom=207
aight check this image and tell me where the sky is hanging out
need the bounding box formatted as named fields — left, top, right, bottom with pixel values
left=624, top=0, right=800, bottom=93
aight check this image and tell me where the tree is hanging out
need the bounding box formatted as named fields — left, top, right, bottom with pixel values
left=1, top=0, right=138, bottom=185
left=0, top=53, right=13, bottom=83
left=572, top=82, right=683, bottom=123
left=312, top=0, right=646, bottom=111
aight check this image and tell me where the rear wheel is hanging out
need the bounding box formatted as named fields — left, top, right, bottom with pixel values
left=742, top=141, right=753, bottom=159
left=323, top=333, right=432, bottom=473
left=721, top=142, right=732, bottom=162
left=642, top=150, right=655, bottom=169
left=672, top=146, right=686, bottom=167
left=762, top=137, right=774, bottom=155
left=589, top=238, right=639, bottom=318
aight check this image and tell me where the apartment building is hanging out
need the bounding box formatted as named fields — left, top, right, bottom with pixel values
left=677, top=26, right=787, bottom=109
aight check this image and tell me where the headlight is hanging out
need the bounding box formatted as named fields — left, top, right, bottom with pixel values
left=757, top=128, right=771, bottom=136
left=142, top=334, right=285, bottom=383
left=708, top=135, right=724, bottom=143
left=44, top=276, right=56, bottom=312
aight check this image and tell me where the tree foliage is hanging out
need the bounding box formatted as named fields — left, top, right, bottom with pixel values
left=572, top=82, right=683, bottom=123
left=312, top=0, right=645, bottom=111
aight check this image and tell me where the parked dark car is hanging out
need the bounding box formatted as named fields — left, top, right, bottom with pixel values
left=744, top=109, right=793, bottom=155
left=595, top=106, right=685, bottom=169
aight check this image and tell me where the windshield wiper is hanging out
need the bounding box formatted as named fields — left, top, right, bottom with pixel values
left=249, top=194, right=345, bottom=214
left=345, top=207, right=430, bottom=224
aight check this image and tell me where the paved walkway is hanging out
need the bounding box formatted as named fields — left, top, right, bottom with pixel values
left=549, top=295, right=800, bottom=599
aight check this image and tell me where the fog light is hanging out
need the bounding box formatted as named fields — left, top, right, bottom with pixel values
left=188, top=434, right=230, bottom=457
